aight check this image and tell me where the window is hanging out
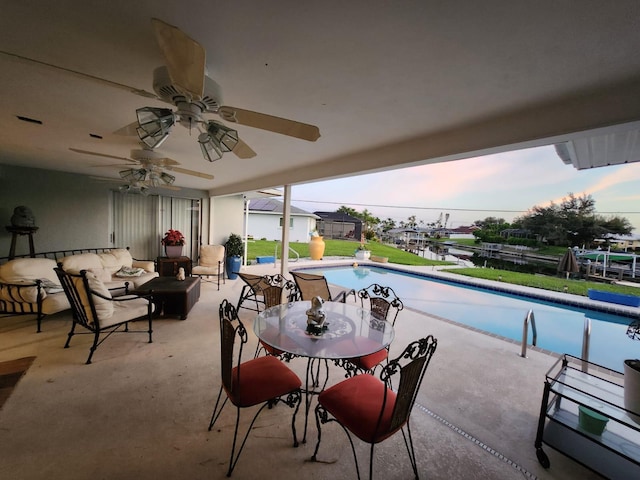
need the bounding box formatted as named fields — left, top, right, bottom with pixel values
left=279, top=217, right=294, bottom=228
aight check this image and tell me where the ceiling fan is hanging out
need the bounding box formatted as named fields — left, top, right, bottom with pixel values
left=70, top=146, right=214, bottom=190
left=126, top=18, right=321, bottom=162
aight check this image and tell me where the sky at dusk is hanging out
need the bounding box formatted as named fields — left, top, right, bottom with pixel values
left=290, top=145, right=640, bottom=232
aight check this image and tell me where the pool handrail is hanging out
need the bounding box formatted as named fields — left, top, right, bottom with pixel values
left=520, top=309, right=537, bottom=358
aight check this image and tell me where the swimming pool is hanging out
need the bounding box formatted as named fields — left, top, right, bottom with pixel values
left=296, top=265, right=640, bottom=371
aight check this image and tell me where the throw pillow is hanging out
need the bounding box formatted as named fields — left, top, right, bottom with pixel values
left=39, top=278, right=64, bottom=294
left=115, top=266, right=145, bottom=278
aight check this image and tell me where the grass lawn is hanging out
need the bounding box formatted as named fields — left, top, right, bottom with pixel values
left=246, top=239, right=451, bottom=266
left=442, top=267, right=640, bottom=297
left=247, top=238, right=640, bottom=298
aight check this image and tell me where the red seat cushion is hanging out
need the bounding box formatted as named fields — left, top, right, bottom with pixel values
left=318, top=374, right=399, bottom=443
left=226, top=356, right=301, bottom=407
left=349, top=348, right=388, bottom=371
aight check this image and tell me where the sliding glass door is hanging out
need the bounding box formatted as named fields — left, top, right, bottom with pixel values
left=112, top=192, right=200, bottom=261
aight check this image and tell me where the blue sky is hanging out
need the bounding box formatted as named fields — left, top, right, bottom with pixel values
left=291, top=145, right=640, bottom=232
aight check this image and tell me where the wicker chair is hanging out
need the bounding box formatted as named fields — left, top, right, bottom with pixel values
left=208, top=299, right=302, bottom=477
left=54, top=267, right=154, bottom=364
left=312, top=335, right=438, bottom=480
left=290, top=271, right=355, bottom=303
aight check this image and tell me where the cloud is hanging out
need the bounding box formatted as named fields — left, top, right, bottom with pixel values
left=292, top=145, right=640, bottom=229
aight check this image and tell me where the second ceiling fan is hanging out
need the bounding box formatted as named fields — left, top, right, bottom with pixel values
left=130, top=18, right=321, bottom=162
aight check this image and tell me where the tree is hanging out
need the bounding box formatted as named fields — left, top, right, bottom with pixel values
left=406, top=215, right=418, bottom=229
left=472, top=217, right=511, bottom=243
left=515, top=193, right=633, bottom=247
left=336, top=206, right=358, bottom=217
left=379, top=217, right=396, bottom=232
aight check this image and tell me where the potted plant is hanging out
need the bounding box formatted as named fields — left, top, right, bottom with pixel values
left=354, top=235, right=370, bottom=260
left=625, top=322, right=640, bottom=424
left=225, top=233, right=244, bottom=279
left=161, top=229, right=185, bottom=258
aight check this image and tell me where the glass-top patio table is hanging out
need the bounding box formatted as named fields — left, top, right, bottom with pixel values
left=254, top=300, right=395, bottom=442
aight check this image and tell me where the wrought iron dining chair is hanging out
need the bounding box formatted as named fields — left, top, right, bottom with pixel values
left=340, top=284, right=404, bottom=376
left=54, top=267, right=154, bottom=364
left=311, top=335, right=438, bottom=480
left=290, top=271, right=356, bottom=303
left=253, top=281, right=299, bottom=360
left=208, top=299, right=302, bottom=477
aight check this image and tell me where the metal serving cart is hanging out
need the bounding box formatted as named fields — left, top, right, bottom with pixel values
left=535, top=354, right=640, bottom=479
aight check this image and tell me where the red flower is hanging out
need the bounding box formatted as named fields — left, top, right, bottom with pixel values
left=162, top=229, right=185, bottom=246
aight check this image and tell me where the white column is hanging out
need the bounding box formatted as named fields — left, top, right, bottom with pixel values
left=281, top=185, right=291, bottom=277
left=243, top=198, right=250, bottom=267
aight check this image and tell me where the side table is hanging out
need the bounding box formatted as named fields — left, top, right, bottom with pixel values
left=157, top=256, right=192, bottom=277
left=6, top=226, right=38, bottom=259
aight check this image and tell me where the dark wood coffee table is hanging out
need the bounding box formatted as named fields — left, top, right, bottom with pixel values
left=131, top=276, right=201, bottom=320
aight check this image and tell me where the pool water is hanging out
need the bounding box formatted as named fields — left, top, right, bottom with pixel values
left=297, top=265, right=640, bottom=372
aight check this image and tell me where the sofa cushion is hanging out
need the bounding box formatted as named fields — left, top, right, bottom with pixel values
left=132, top=259, right=154, bottom=272
left=42, top=291, right=70, bottom=314
left=72, top=272, right=114, bottom=323
left=0, top=258, right=59, bottom=285
left=87, top=267, right=113, bottom=283
left=99, top=249, right=133, bottom=273
left=0, top=282, right=44, bottom=303
left=100, top=297, right=152, bottom=328
left=61, top=253, right=103, bottom=274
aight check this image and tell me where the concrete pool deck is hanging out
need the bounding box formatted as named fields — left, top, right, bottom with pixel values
left=0, top=256, right=627, bottom=479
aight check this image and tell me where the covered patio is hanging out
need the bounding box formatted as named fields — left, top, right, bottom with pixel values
left=0, top=260, right=601, bottom=479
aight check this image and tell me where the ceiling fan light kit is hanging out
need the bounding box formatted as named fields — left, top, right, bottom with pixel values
left=63, top=17, right=320, bottom=186
left=120, top=168, right=146, bottom=182
left=198, top=121, right=239, bottom=162
left=128, top=18, right=320, bottom=163
left=135, top=107, right=175, bottom=149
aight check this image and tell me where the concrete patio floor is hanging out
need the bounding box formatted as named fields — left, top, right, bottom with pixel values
left=0, top=258, right=606, bottom=479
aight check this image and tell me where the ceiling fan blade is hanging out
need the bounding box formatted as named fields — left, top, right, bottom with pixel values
left=165, top=166, right=214, bottom=180
left=218, top=106, right=320, bottom=142
left=69, top=148, right=136, bottom=163
left=129, top=150, right=180, bottom=167
left=1, top=50, right=159, bottom=100
left=151, top=18, right=205, bottom=100
left=113, top=121, right=139, bottom=136
left=89, top=175, right=127, bottom=183
left=91, top=163, right=137, bottom=168
left=233, top=138, right=257, bottom=159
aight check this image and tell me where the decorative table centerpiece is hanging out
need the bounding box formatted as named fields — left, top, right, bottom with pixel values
left=162, top=229, right=185, bottom=258
left=306, top=296, right=328, bottom=335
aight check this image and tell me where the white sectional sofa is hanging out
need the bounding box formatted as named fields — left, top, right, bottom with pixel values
left=0, top=248, right=157, bottom=332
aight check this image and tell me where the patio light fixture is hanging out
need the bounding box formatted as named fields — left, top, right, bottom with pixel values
left=198, top=120, right=238, bottom=162
left=136, top=107, right=175, bottom=149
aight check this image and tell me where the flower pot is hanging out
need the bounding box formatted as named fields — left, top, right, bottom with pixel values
left=226, top=255, right=241, bottom=280
left=309, top=236, right=325, bottom=260
left=165, top=245, right=183, bottom=258
left=624, top=359, right=640, bottom=424
left=578, top=405, right=609, bottom=435
left=355, top=250, right=370, bottom=261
